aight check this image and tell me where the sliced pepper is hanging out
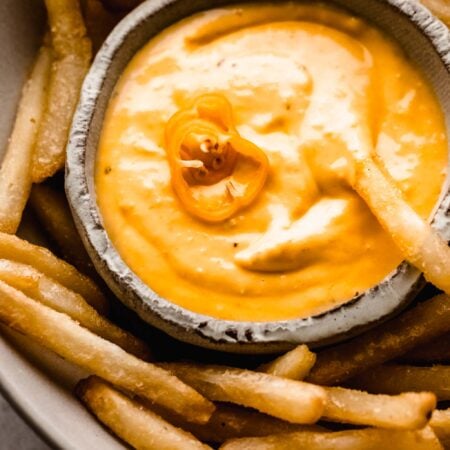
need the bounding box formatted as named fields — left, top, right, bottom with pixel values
left=164, top=94, right=269, bottom=223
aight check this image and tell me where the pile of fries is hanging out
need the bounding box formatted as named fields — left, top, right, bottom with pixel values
left=1, top=0, right=450, bottom=448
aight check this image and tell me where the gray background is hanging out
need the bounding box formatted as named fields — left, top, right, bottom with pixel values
left=0, top=395, right=49, bottom=449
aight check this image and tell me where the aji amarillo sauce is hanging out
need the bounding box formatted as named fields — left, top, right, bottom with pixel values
left=96, top=3, right=448, bottom=321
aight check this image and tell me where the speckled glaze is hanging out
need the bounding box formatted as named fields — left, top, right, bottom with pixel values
left=66, top=0, right=450, bottom=353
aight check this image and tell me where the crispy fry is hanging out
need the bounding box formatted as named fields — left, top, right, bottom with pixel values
left=258, top=345, right=316, bottom=380
left=160, top=362, right=326, bottom=424
left=0, top=46, right=52, bottom=233
left=0, top=259, right=150, bottom=359
left=401, top=333, right=450, bottom=363
left=260, top=345, right=433, bottom=429
left=77, top=377, right=211, bottom=450
left=148, top=402, right=327, bottom=444
left=307, top=294, right=450, bottom=385
left=220, top=427, right=443, bottom=450
left=29, top=183, right=97, bottom=279
left=0, top=280, right=214, bottom=423
left=32, top=0, right=92, bottom=182
left=351, top=157, right=450, bottom=294
left=348, top=365, right=450, bottom=401
left=430, top=409, right=450, bottom=448
left=259, top=345, right=434, bottom=429
left=322, top=387, right=435, bottom=430
left=82, top=0, right=123, bottom=53
left=0, top=232, right=108, bottom=314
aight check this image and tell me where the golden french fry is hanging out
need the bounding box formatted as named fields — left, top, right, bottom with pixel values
left=160, top=362, right=326, bottom=424
left=32, top=0, right=92, bottom=182
left=401, top=333, right=450, bottom=363
left=349, top=365, right=450, bottom=401
left=0, top=280, right=214, bottom=423
left=148, top=402, right=327, bottom=444
left=430, top=409, right=450, bottom=449
left=220, top=427, right=443, bottom=450
left=322, top=387, right=435, bottom=430
left=29, top=184, right=98, bottom=280
left=82, top=0, right=124, bottom=53
left=351, top=157, right=450, bottom=294
left=0, top=45, right=52, bottom=233
left=421, top=0, right=450, bottom=26
left=307, top=294, right=450, bottom=385
left=0, top=259, right=150, bottom=359
left=0, top=232, right=108, bottom=314
left=260, top=345, right=433, bottom=430
left=77, top=377, right=211, bottom=450
left=258, top=345, right=316, bottom=380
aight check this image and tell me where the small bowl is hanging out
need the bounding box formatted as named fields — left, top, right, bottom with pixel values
left=66, top=0, right=450, bottom=354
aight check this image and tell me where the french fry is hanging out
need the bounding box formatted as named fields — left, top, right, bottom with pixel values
left=351, top=157, right=450, bottom=295
left=0, top=259, right=150, bottom=359
left=260, top=345, right=433, bottom=429
left=322, top=387, right=435, bottom=430
left=348, top=365, right=450, bottom=401
left=430, top=409, right=450, bottom=449
left=401, top=333, right=450, bottom=363
left=29, top=183, right=98, bottom=280
left=32, top=0, right=92, bottom=182
left=258, top=345, right=316, bottom=380
left=259, top=344, right=434, bottom=430
left=307, top=294, right=450, bottom=385
left=0, top=45, right=52, bottom=234
left=0, top=280, right=214, bottom=423
left=76, top=377, right=211, bottom=450
left=160, top=362, right=326, bottom=424
left=0, top=232, right=108, bottom=314
left=220, top=427, right=443, bottom=450
left=148, top=402, right=327, bottom=444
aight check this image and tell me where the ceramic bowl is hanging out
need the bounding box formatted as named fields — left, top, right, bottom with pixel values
left=66, top=0, right=450, bottom=353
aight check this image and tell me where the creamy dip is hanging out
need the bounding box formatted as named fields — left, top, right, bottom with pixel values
left=96, top=3, right=448, bottom=321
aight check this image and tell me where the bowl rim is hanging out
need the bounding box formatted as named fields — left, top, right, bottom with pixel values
left=66, top=0, right=450, bottom=353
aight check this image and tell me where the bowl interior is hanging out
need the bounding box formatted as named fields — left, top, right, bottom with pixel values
left=66, top=0, right=450, bottom=353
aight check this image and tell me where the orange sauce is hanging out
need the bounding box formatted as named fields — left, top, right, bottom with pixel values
left=96, top=3, right=447, bottom=321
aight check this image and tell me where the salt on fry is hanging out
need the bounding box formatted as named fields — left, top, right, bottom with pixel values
left=220, top=427, right=443, bottom=450
left=0, top=258, right=150, bottom=359
left=160, top=362, right=326, bottom=424
left=29, top=183, right=98, bottom=280
left=77, top=377, right=212, bottom=450
left=32, top=0, right=92, bottom=182
left=322, top=387, right=435, bottom=430
left=348, top=365, right=450, bottom=401
left=258, top=345, right=316, bottom=380
left=0, top=280, right=214, bottom=423
left=0, top=232, right=108, bottom=314
left=307, top=294, right=450, bottom=385
left=0, top=45, right=52, bottom=233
